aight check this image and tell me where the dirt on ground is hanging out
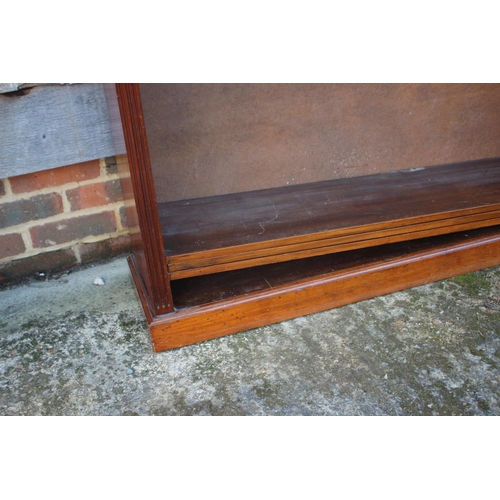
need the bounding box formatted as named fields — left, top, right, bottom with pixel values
left=1, top=257, right=500, bottom=415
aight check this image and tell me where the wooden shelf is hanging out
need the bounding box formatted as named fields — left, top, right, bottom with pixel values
left=160, top=157, right=500, bottom=279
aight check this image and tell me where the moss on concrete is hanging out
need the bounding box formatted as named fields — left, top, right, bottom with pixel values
left=1, top=259, right=500, bottom=415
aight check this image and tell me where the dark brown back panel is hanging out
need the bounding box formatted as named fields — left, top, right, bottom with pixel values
left=140, top=84, right=500, bottom=203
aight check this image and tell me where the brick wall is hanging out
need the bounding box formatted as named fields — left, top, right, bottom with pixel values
left=0, top=156, right=131, bottom=282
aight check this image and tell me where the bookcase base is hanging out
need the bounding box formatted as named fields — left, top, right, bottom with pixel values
left=129, top=228, right=500, bottom=352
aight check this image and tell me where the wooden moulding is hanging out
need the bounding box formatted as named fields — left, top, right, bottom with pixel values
left=129, top=227, right=500, bottom=351
left=160, top=158, right=500, bottom=280
left=115, top=84, right=174, bottom=315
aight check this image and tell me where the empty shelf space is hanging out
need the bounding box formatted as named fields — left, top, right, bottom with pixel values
left=158, top=157, right=500, bottom=279
left=170, top=226, right=500, bottom=309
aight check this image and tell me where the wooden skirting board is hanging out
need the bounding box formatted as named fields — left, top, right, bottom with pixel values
left=130, top=226, right=500, bottom=351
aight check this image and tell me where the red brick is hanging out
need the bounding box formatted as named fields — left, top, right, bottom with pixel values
left=105, top=156, right=118, bottom=174
left=0, top=233, right=26, bottom=259
left=0, top=248, right=78, bottom=283
left=117, top=174, right=134, bottom=202
left=10, top=160, right=101, bottom=194
left=121, top=204, right=139, bottom=231
left=30, top=211, right=117, bottom=248
left=66, top=179, right=123, bottom=211
left=0, top=193, right=64, bottom=229
left=119, top=206, right=129, bottom=229
left=79, top=234, right=131, bottom=264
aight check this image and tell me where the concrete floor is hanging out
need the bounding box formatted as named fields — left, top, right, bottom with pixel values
left=1, top=256, right=500, bottom=415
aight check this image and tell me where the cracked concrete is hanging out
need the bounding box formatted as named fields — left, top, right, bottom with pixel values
left=1, top=257, right=500, bottom=415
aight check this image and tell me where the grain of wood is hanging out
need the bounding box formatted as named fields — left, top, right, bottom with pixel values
left=160, top=158, right=500, bottom=278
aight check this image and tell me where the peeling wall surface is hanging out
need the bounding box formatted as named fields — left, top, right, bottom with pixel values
left=0, top=83, right=125, bottom=178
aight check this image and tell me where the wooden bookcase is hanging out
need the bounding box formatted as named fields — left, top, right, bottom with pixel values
left=115, top=83, right=500, bottom=352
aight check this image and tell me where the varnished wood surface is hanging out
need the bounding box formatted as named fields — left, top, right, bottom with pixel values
left=160, top=158, right=500, bottom=279
left=115, top=83, right=174, bottom=314
left=128, top=254, right=155, bottom=325
left=115, top=82, right=500, bottom=352
left=150, top=226, right=500, bottom=351
left=170, top=226, right=500, bottom=308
